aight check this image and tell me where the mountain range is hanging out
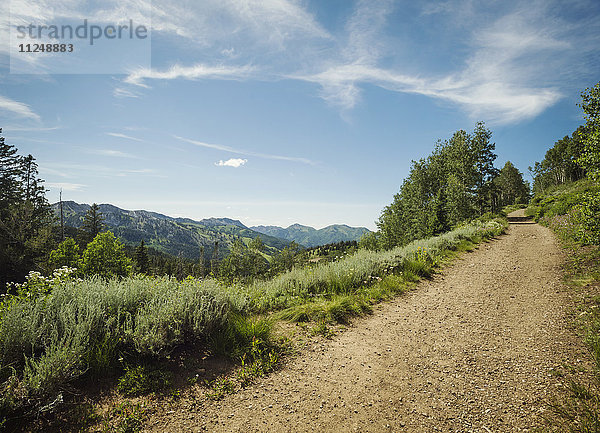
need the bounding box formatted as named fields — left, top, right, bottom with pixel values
left=250, top=223, right=370, bottom=248
left=52, top=202, right=370, bottom=259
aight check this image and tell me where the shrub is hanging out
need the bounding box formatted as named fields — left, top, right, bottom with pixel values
left=575, top=192, right=600, bottom=244
left=80, top=231, right=132, bottom=278
left=0, top=275, right=251, bottom=415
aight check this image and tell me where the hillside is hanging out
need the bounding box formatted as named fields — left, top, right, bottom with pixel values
left=52, top=201, right=290, bottom=260
left=250, top=223, right=370, bottom=247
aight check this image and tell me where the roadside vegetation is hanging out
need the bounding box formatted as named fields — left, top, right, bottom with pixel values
left=526, top=82, right=600, bottom=432
left=0, top=115, right=518, bottom=431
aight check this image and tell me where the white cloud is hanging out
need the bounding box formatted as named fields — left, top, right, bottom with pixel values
left=106, top=132, right=143, bottom=142
left=0, top=95, right=40, bottom=120
left=124, top=64, right=256, bottom=87
left=291, top=0, right=587, bottom=124
left=147, top=0, right=330, bottom=45
left=215, top=158, right=247, bottom=168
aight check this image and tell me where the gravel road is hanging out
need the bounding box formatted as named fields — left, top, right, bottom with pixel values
left=145, top=215, right=590, bottom=432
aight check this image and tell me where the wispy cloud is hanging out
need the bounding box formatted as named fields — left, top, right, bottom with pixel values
left=0, top=95, right=40, bottom=120
left=106, top=132, right=143, bottom=142
left=174, top=135, right=315, bottom=165
left=113, top=87, right=141, bottom=99
left=124, top=63, right=256, bottom=87
left=3, top=125, right=60, bottom=132
left=46, top=182, right=86, bottom=191
left=44, top=162, right=163, bottom=178
left=147, top=0, right=330, bottom=45
left=215, top=158, right=247, bottom=168
left=90, top=149, right=139, bottom=158
left=39, top=166, right=72, bottom=178
left=291, top=0, right=590, bottom=124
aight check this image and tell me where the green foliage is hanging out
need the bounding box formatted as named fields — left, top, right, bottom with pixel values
left=377, top=122, right=500, bottom=250
left=252, top=219, right=506, bottom=313
left=311, top=321, right=336, bottom=339
left=529, top=179, right=600, bottom=245
left=218, top=238, right=268, bottom=283
left=236, top=336, right=279, bottom=387
left=49, top=237, right=80, bottom=270
left=538, top=181, right=600, bottom=431
left=80, top=231, right=132, bottom=278
left=530, top=127, right=587, bottom=194
left=134, top=240, right=149, bottom=274
left=117, top=364, right=172, bottom=396
left=205, top=376, right=236, bottom=400
left=0, top=275, right=249, bottom=416
left=575, top=191, right=600, bottom=244
left=269, top=241, right=302, bottom=275
left=101, top=401, right=147, bottom=433
left=358, top=231, right=379, bottom=251
left=578, top=82, right=600, bottom=182
left=80, top=203, right=104, bottom=245
left=0, top=130, right=54, bottom=288
left=494, top=161, right=530, bottom=206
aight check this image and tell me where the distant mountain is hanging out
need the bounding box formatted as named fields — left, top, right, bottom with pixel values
left=250, top=223, right=371, bottom=248
left=52, top=201, right=290, bottom=260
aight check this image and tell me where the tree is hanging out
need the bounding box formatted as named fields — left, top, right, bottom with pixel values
left=494, top=161, right=530, bottom=207
left=530, top=127, right=587, bottom=194
left=49, top=237, right=81, bottom=270
left=270, top=241, right=301, bottom=274
left=358, top=231, right=379, bottom=250
left=80, top=203, right=104, bottom=245
left=470, top=121, right=499, bottom=214
left=134, top=240, right=150, bottom=274
left=0, top=130, right=54, bottom=287
left=577, top=82, right=600, bottom=181
left=0, top=131, right=23, bottom=211
left=80, top=231, right=132, bottom=278
left=377, top=122, right=500, bottom=250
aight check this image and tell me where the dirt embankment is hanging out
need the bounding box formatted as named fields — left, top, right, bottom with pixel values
left=145, top=215, right=591, bottom=433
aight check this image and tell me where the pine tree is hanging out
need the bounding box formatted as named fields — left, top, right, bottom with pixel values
left=210, top=241, right=219, bottom=275
left=470, top=122, right=499, bottom=214
left=0, top=130, right=54, bottom=287
left=80, top=203, right=104, bottom=245
left=135, top=240, right=150, bottom=274
left=0, top=128, right=22, bottom=213
left=196, top=245, right=205, bottom=277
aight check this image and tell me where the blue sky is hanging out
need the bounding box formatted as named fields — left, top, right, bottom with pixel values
left=0, top=0, right=599, bottom=230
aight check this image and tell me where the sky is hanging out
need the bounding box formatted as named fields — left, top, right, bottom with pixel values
left=0, top=0, right=599, bottom=230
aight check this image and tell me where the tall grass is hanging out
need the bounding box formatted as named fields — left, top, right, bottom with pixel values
left=0, top=218, right=506, bottom=420
left=245, top=219, right=505, bottom=312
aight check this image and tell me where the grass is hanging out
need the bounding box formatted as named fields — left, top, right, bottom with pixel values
left=245, top=219, right=505, bottom=314
left=0, top=217, right=507, bottom=429
left=526, top=179, right=600, bottom=432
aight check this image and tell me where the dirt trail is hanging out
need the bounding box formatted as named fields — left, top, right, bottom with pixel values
left=145, top=214, right=590, bottom=432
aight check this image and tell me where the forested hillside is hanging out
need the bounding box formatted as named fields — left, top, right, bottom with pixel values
left=250, top=223, right=370, bottom=247
left=53, top=201, right=290, bottom=260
